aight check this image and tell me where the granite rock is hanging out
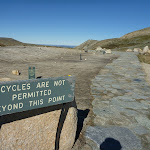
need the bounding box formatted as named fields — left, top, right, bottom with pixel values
left=0, top=101, right=77, bottom=150
left=86, top=126, right=142, bottom=150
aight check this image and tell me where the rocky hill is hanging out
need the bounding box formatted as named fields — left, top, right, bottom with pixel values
left=75, top=27, right=150, bottom=51
left=0, top=38, right=25, bottom=46
left=121, top=27, right=150, bottom=39
left=0, top=38, right=43, bottom=47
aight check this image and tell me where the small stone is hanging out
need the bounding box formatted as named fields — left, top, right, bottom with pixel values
left=133, top=48, right=142, bottom=53
left=126, top=49, right=133, bottom=52
left=112, top=84, right=122, bottom=89
left=131, top=126, right=149, bottom=135
left=111, top=89, right=118, bottom=94
left=12, top=70, right=20, bottom=75
left=135, top=116, right=150, bottom=129
left=96, top=46, right=103, bottom=51
left=105, top=49, right=112, bottom=54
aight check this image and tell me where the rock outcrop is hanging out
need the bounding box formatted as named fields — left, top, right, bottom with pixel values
left=75, top=27, right=150, bottom=51
left=127, top=46, right=150, bottom=55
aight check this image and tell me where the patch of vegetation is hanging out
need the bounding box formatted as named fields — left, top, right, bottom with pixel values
left=138, top=54, right=150, bottom=64
left=96, top=35, right=150, bottom=50
left=0, top=43, right=5, bottom=47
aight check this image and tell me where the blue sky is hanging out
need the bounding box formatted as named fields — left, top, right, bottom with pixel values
left=0, top=0, right=150, bottom=46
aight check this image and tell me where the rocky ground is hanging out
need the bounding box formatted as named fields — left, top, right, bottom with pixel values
left=1, top=46, right=150, bottom=150
left=86, top=52, right=150, bottom=150
left=0, top=46, right=117, bottom=149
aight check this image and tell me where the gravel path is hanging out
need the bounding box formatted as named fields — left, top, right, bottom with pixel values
left=86, top=52, right=150, bottom=150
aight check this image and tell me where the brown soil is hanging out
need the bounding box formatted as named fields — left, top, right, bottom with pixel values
left=0, top=46, right=118, bottom=149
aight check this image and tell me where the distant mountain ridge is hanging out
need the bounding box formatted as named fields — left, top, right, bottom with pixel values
left=0, top=38, right=75, bottom=48
left=75, top=27, right=150, bottom=51
left=40, top=44, right=76, bottom=48
left=0, top=38, right=48, bottom=47
left=1, top=27, right=150, bottom=50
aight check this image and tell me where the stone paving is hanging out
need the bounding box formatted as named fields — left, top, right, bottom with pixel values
left=86, top=52, right=150, bottom=150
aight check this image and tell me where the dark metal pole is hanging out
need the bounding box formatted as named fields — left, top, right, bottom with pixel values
left=80, top=54, right=82, bottom=60
left=55, top=103, right=69, bottom=150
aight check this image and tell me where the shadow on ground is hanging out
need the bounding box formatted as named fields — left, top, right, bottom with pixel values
left=75, top=109, right=90, bottom=142
left=100, top=138, right=122, bottom=150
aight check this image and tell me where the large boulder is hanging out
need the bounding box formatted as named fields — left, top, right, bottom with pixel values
left=0, top=101, right=77, bottom=149
left=143, top=46, right=149, bottom=54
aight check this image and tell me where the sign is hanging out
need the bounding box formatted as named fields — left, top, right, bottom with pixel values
left=0, top=76, right=75, bottom=116
left=28, top=67, right=35, bottom=79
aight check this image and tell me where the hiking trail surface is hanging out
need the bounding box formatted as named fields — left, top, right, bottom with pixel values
left=85, top=51, right=150, bottom=150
